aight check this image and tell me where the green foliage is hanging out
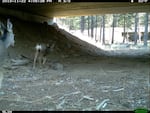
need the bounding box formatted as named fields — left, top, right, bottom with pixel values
left=56, top=12, right=148, bottom=31
left=117, top=13, right=135, bottom=30
left=67, top=16, right=80, bottom=30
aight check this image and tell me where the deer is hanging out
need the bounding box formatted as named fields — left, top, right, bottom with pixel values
left=0, top=19, right=15, bottom=59
left=0, top=18, right=15, bottom=48
left=33, top=42, right=55, bottom=69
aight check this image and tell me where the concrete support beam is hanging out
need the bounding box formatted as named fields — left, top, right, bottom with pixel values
left=0, top=6, right=50, bottom=23
left=0, top=3, right=150, bottom=22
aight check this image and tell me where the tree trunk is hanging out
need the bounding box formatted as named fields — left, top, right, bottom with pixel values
left=143, top=13, right=149, bottom=46
left=88, top=16, right=90, bottom=37
left=102, top=15, right=105, bottom=45
left=134, top=13, right=139, bottom=45
left=123, top=14, right=126, bottom=43
left=99, top=20, right=102, bottom=43
left=91, top=15, right=94, bottom=38
left=80, top=16, right=85, bottom=33
left=69, top=18, right=73, bottom=31
left=112, top=14, right=116, bottom=44
left=95, top=15, right=98, bottom=42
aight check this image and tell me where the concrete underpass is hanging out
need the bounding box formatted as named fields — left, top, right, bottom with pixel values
left=0, top=3, right=150, bottom=111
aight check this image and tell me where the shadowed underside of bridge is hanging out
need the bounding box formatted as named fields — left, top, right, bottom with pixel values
left=0, top=3, right=150, bottom=22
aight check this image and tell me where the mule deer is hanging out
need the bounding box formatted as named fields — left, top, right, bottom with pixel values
left=33, top=42, right=55, bottom=68
left=0, top=18, right=15, bottom=48
left=0, top=19, right=15, bottom=59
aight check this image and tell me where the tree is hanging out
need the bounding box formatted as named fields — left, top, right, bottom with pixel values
left=99, top=16, right=103, bottom=43
left=143, top=13, right=149, bottom=46
left=91, top=15, right=94, bottom=38
left=117, top=13, right=134, bottom=43
left=123, top=14, right=126, bottom=43
left=102, top=15, right=105, bottom=45
left=69, top=17, right=74, bottom=30
left=118, top=13, right=134, bottom=29
left=134, top=13, right=139, bottom=45
left=111, top=14, right=117, bottom=44
left=80, top=16, right=85, bottom=33
left=88, top=16, right=90, bottom=36
left=95, top=15, right=98, bottom=42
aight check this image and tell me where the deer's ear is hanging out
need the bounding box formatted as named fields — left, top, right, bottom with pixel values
left=46, top=44, right=50, bottom=48
left=7, top=19, right=13, bottom=30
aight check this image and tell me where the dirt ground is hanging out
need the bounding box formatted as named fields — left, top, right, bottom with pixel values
left=0, top=17, right=150, bottom=111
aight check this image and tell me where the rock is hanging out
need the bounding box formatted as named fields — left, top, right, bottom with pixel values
left=0, top=91, right=5, bottom=95
left=60, top=72, right=67, bottom=76
left=73, top=54, right=80, bottom=57
left=51, top=63, right=64, bottom=71
left=41, top=88, right=45, bottom=91
left=12, top=92, right=17, bottom=95
left=61, top=54, right=69, bottom=58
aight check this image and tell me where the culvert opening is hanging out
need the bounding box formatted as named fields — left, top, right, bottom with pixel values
left=53, top=12, right=150, bottom=58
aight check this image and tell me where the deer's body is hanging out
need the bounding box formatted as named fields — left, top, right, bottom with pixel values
left=0, top=19, right=15, bottom=59
left=33, top=43, right=55, bottom=68
left=0, top=19, right=15, bottom=48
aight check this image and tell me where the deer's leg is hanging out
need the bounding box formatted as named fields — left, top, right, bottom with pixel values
left=39, top=56, right=42, bottom=67
left=42, top=57, right=47, bottom=65
left=33, top=51, right=39, bottom=68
